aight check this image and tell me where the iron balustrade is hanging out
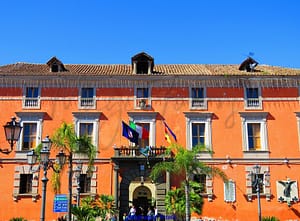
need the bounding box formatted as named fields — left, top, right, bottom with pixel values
left=114, top=146, right=167, bottom=157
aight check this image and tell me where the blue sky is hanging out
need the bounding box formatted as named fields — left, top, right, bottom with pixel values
left=1, top=1, right=300, bottom=68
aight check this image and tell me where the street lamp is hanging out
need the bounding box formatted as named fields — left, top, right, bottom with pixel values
left=27, top=136, right=63, bottom=221
left=0, top=117, right=22, bottom=154
left=252, top=164, right=262, bottom=221
left=73, top=161, right=83, bottom=207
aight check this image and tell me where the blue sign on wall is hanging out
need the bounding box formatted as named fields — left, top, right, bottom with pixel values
left=53, top=194, right=68, bottom=213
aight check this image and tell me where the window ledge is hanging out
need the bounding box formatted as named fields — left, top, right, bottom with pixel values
left=15, top=150, right=31, bottom=158
left=246, top=193, right=271, bottom=201
left=200, top=193, right=214, bottom=201
left=13, top=193, right=39, bottom=202
left=243, top=151, right=270, bottom=159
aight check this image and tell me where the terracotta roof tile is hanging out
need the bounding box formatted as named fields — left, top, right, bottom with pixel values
left=0, top=62, right=299, bottom=76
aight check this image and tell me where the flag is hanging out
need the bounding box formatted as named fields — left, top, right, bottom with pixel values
left=129, top=121, right=149, bottom=139
left=140, top=146, right=151, bottom=156
left=122, top=121, right=139, bottom=144
left=163, top=121, right=177, bottom=142
left=165, top=127, right=172, bottom=144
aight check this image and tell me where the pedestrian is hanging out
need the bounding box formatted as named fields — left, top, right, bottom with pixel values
left=147, top=207, right=154, bottom=221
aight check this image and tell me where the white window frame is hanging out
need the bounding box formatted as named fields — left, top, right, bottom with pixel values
left=134, top=87, right=151, bottom=110
left=189, top=87, right=207, bottom=110
left=73, top=112, right=100, bottom=151
left=128, top=112, right=157, bottom=147
left=15, top=112, right=43, bottom=155
left=184, top=112, right=213, bottom=153
left=244, top=87, right=262, bottom=110
left=78, top=87, right=96, bottom=109
left=224, top=180, right=236, bottom=203
left=22, top=87, right=41, bottom=109
left=240, top=112, right=269, bottom=158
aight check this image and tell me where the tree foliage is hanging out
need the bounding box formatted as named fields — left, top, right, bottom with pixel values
left=165, top=181, right=204, bottom=220
left=50, top=122, right=96, bottom=193
left=150, top=144, right=227, bottom=221
left=72, top=195, right=117, bottom=221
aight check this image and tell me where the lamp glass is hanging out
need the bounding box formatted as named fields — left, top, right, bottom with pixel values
left=40, top=148, right=50, bottom=164
left=42, top=136, right=52, bottom=151
left=27, top=150, right=38, bottom=165
left=3, top=117, right=22, bottom=143
left=56, top=151, right=66, bottom=167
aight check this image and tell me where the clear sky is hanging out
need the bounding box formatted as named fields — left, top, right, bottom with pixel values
left=1, top=1, right=300, bottom=68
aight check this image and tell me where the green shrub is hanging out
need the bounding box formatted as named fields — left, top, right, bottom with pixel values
left=262, top=216, right=280, bottom=221
left=9, top=218, right=28, bottom=221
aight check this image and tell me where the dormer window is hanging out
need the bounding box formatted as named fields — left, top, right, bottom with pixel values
left=137, top=60, right=149, bottom=74
left=51, top=63, right=59, bottom=72
left=46, top=57, right=68, bottom=73
left=239, top=57, right=258, bottom=72
left=131, top=52, right=154, bottom=74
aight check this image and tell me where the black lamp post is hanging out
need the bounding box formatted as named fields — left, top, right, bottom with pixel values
left=27, top=136, right=64, bottom=221
left=252, top=164, right=262, bottom=221
left=73, top=161, right=83, bottom=207
left=0, top=117, right=22, bottom=154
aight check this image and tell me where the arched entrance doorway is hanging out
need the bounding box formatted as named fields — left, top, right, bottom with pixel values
left=129, top=183, right=155, bottom=215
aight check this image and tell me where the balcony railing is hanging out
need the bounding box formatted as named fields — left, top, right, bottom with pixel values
left=246, top=98, right=261, bottom=108
left=23, top=97, right=40, bottom=108
left=135, top=98, right=150, bottom=109
left=191, top=98, right=207, bottom=109
left=79, top=97, right=95, bottom=108
left=113, top=146, right=167, bottom=158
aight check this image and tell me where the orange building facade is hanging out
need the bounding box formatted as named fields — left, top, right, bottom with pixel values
left=0, top=53, right=300, bottom=221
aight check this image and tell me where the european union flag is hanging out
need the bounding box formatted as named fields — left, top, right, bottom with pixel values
left=122, top=121, right=139, bottom=144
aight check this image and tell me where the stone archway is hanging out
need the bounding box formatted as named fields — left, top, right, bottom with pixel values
left=129, top=183, right=155, bottom=215
left=118, top=164, right=168, bottom=218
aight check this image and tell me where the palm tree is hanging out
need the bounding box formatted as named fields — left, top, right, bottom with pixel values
left=51, top=122, right=97, bottom=221
left=165, top=181, right=203, bottom=220
left=150, top=144, right=227, bottom=221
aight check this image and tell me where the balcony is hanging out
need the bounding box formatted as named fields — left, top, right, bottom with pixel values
left=112, top=146, right=167, bottom=160
left=245, top=98, right=262, bottom=109
left=191, top=98, right=207, bottom=109
left=79, top=97, right=96, bottom=109
left=135, top=98, right=150, bottom=109
left=22, top=97, right=40, bottom=109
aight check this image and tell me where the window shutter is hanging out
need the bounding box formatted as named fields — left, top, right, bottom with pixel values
left=224, top=180, right=236, bottom=202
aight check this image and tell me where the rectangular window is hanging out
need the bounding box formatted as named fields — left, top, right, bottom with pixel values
left=251, top=174, right=264, bottom=194
left=137, top=122, right=150, bottom=147
left=192, top=123, right=205, bottom=148
left=185, top=113, right=212, bottom=152
left=194, top=174, right=206, bottom=193
left=240, top=112, right=268, bottom=156
left=245, top=88, right=260, bottom=108
left=79, top=174, right=91, bottom=193
left=136, top=88, right=150, bottom=108
left=19, top=174, right=33, bottom=194
left=23, top=87, right=40, bottom=108
left=224, top=180, right=236, bottom=202
left=22, top=123, right=37, bottom=150
left=191, top=88, right=205, bottom=108
left=79, top=123, right=94, bottom=150
left=137, top=88, right=149, bottom=98
left=247, top=123, right=261, bottom=150
left=80, top=88, right=95, bottom=108
left=79, top=123, right=93, bottom=138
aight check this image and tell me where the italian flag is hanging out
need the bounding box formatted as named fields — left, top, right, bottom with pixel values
left=129, top=121, right=149, bottom=139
